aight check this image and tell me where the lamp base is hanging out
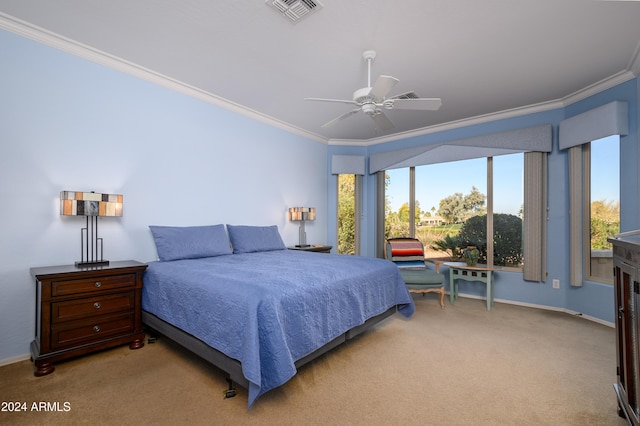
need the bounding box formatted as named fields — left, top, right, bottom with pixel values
left=295, top=244, right=311, bottom=248
left=75, top=260, right=110, bottom=268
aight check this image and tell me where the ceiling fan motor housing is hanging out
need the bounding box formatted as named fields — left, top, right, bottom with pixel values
left=353, top=87, right=378, bottom=105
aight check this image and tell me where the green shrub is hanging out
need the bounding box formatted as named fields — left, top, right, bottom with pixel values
left=458, top=214, right=523, bottom=266
left=429, top=234, right=463, bottom=260
left=431, top=213, right=523, bottom=266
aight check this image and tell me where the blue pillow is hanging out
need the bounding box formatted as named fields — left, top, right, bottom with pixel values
left=149, top=224, right=232, bottom=261
left=227, top=224, right=286, bottom=254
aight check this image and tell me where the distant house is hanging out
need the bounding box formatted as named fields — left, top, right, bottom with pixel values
left=419, top=216, right=445, bottom=226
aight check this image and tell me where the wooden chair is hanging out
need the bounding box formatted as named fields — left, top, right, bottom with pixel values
left=385, top=238, right=446, bottom=308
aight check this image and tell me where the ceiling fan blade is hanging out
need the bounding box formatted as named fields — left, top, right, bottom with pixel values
left=305, top=97, right=358, bottom=106
left=388, top=98, right=443, bottom=111
left=370, top=111, right=394, bottom=131
left=321, top=108, right=361, bottom=128
left=369, top=75, right=399, bottom=99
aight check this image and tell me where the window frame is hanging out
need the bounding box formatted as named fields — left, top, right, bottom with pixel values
left=382, top=155, right=527, bottom=272
left=581, top=140, right=619, bottom=285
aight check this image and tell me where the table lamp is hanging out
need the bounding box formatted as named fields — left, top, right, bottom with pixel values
left=60, top=191, right=123, bottom=267
left=289, top=207, right=316, bottom=247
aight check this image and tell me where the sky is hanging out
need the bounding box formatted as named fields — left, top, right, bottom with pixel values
left=590, top=135, right=620, bottom=203
left=385, top=135, right=620, bottom=216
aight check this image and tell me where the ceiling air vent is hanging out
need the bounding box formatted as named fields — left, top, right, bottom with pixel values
left=391, top=91, right=420, bottom=100
left=266, top=0, right=323, bottom=23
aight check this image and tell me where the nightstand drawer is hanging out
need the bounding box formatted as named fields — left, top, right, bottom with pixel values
left=50, top=312, right=135, bottom=350
left=51, top=273, right=136, bottom=297
left=51, top=292, right=135, bottom=324
left=30, top=260, right=147, bottom=376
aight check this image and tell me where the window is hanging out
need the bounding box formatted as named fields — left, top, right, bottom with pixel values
left=332, top=155, right=365, bottom=255
left=493, top=153, right=525, bottom=267
left=415, top=158, right=487, bottom=261
left=584, top=135, right=620, bottom=283
left=372, top=125, right=550, bottom=277
left=337, top=174, right=362, bottom=255
left=561, top=101, right=627, bottom=286
left=384, top=168, right=410, bottom=239
left=384, top=154, right=524, bottom=269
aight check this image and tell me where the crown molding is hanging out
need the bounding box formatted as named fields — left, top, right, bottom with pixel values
left=561, top=69, right=637, bottom=107
left=329, top=99, right=565, bottom=146
left=629, top=39, right=640, bottom=76
left=0, top=13, right=327, bottom=145
left=2, top=12, right=637, bottom=148
left=333, top=69, right=638, bottom=147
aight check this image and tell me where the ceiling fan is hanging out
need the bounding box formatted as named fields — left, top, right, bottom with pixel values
left=305, top=50, right=442, bottom=131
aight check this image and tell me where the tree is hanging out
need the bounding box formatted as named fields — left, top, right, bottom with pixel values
left=437, top=187, right=486, bottom=223
left=591, top=199, right=620, bottom=250
left=438, top=192, right=465, bottom=224
left=397, top=201, right=423, bottom=229
left=386, top=211, right=410, bottom=239
left=462, top=186, right=486, bottom=219
left=337, top=174, right=355, bottom=254
left=383, top=173, right=397, bottom=240
left=398, top=202, right=410, bottom=223
left=415, top=200, right=423, bottom=227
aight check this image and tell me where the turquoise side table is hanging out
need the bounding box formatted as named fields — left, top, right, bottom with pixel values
left=445, top=262, right=498, bottom=310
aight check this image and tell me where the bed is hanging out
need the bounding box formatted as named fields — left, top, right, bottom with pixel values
left=141, top=224, right=415, bottom=407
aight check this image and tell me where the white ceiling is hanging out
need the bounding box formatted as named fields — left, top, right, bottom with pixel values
left=1, top=0, right=640, bottom=144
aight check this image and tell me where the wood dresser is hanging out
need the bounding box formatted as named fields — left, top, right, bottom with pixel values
left=30, top=260, right=147, bottom=376
left=610, top=231, right=640, bottom=424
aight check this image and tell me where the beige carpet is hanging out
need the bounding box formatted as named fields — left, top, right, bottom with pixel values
left=0, top=296, right=627, bottom=426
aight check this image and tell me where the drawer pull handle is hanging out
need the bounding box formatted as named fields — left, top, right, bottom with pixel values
left=94, top=281, right=102, bottom=288
left=93, top=325, right=101, bottom=333
left=93, top=302, right=101, bottom=309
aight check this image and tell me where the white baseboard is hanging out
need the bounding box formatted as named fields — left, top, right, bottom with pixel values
left=448, top=292, right=615, bottom=328
left=0, top=353, right=31, bottom=367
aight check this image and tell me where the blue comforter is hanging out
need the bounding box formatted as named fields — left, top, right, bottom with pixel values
left=142, top=250, right=414, bottom=407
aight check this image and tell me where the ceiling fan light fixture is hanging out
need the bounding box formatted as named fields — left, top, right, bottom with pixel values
left=266, top=0, right=323, bottom=23
left=362, top=104, right=377, bottom=116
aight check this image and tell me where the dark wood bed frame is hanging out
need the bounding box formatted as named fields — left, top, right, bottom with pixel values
left=142, top=306, right=397, bottom=396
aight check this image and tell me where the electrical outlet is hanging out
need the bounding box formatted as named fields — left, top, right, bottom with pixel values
left=553, top=279, right=560, bottom=289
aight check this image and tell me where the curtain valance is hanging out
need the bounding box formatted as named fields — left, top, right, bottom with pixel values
left=559, top=101, right=628, bottom=150
left=369, top=124, right=552, bottom=173
left=331, top=155, right=365, bottom=175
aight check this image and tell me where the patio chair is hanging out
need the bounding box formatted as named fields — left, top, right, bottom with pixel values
left=385, top=237, right=446, bottom=308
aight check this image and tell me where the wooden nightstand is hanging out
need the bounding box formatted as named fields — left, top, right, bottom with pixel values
left=287, top=245, right=333, bottom=253
left=29, top=260, right=147, bottom=376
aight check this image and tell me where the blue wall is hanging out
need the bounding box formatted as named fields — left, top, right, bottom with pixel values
left=1, top=24, right=638, bottom=364
left=328, top=78, right=640, bottom=325
left=0, top=29, right=328, bottom=362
